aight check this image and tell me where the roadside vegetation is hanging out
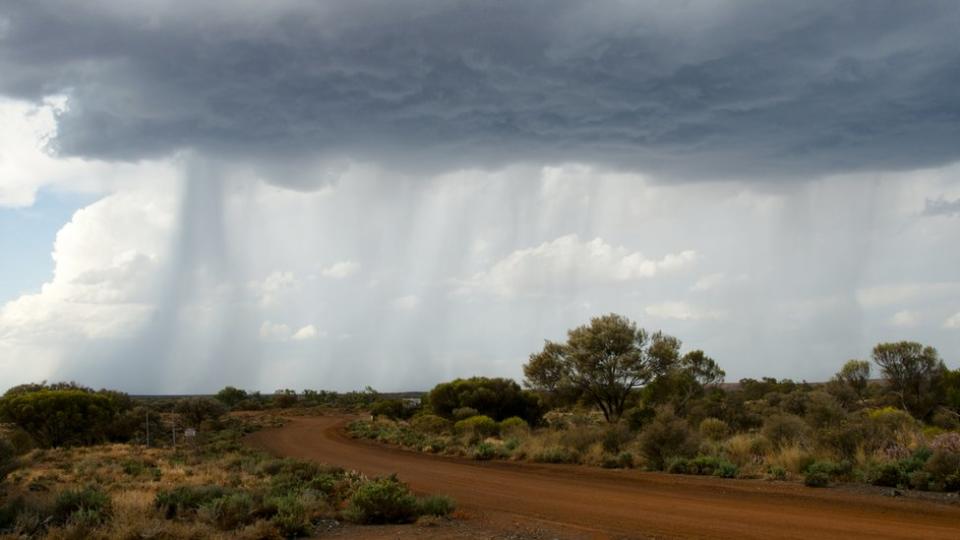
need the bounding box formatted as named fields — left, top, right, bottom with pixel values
left=0, top=385, right=454, bottom=538
left=349, top=313, right=960, bottom=493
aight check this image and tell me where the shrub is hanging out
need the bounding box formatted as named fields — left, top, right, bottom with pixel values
left=699, top=418, right=729, bottom=441
left=761, top=414, right=809, bottom=448
left=472, top=442, right=497, bottom=461
left=427, top=377, right=543, bottom=423
left=0, top=388, right=133, bottom=447
left=454, top=415, right=498, bottom=438
left=452, top=407, right=479, bottom=420
left=666, top=457, right=690, bottom=474
left=804, top=471, right=830, bottom=487
left=270, top=494, right=311, bottom=537
left=416, top=495, right=455, bottom=517
left=870, top=462, right=905, bottom=488
left=215, top=386, right=249, bottom=408
left=723, top=433, right=769, bottom=467
left=156, top=485, right=228, bottom=518
left=560, top=426, right=604, bottom=454
left=411, top=414, right=451, bottom=435
left=345, top=475, right=419, bottom=524
left=930, top=432, right=960, bottom=454
left=624, top=406, right=656, bottom=431
left=371, top=399, right=415, bottom=420
left=0, top=436, right=17, bottom=481
left=532, top=446, right=577, bottom=464
left=53, top=486, right=112, bottom=525
left=173, top=397, right=227, bottom=428
left=601, top=425, right=632, bottom=453
left=273, top=390, right=299, bottom=409
left=766, top=466, right=788, bottom=481
left=714, top=461, right=739, bottom=478
left=924, top=450, right=960, bottom=489
left=637, top=408, right=699, bottom=470
left=202, top=492, right=256, bottom=530
left=909, top=470, right=932, bottom=491
left=499, top=416, right=529, bottom=433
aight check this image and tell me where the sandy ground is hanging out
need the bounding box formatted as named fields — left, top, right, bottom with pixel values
left=245, top=415, right=960, bottom=539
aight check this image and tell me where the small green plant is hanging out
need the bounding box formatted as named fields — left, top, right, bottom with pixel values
left=454, top=415, right=498, bottom=438
left=804, top=470, right=830, bottom=487
left=155, top=485, right=228, bottom=518
left=416, top=495, right=455, bottom=517
left=499, top=416, right=529, bottom=432
left=766, top=466, right=788, bottom=481
left=270, top=494, right=311, bottom=537
left=472, top=442, right=497, bottom=461
left=870, top=462, right=904, bottom=488
left=699, top=418, right=729, bottom=441
left=666, top=457, right=690, bottom=474
left=344, top=475, right=419, bottom=524
left=201, top=492, right=256, bottom=530
left=803, top=461, right=842, bottom=488
left=53, top=486, right=112, bottom=525
left=714, top=461, right=739, bottom=478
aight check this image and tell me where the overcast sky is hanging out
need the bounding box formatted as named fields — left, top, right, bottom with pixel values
left=1, top=0, right=958, bottom=393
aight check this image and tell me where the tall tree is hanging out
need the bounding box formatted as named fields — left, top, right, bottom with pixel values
left=872, top=341, right=945, bottom=419
left=525, top=314, right=669, bottom=422
left=833, top=359, right=871, bottom=400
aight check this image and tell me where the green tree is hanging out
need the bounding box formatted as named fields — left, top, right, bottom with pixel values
left=173, top=397, right=226, bottom=427
left=427, top=377, right=541, bottom=423
left=0, top=389, right=130, bottom=447
left=524, top=314, right=667, bottom=422
left=214, top=386, right=248, bottom=408
left=872, top=341, right=945, bottom=419
left=680, top=350, right=725, bottom=387
left=834, top=360, right=871, bottom=400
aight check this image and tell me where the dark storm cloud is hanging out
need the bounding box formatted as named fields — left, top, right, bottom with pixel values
left=2, top=0, right=959, bottom=179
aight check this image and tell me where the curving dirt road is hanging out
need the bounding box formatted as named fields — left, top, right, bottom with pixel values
left=246, top=415, right=960, bottom=539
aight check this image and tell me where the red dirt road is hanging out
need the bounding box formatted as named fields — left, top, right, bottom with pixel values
left=246, top=416, right=960, bottom=539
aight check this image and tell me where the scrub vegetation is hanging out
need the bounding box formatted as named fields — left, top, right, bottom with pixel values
left=349, top=314, right=960, bottom=492
left=0, top=386, right=453, bottom=538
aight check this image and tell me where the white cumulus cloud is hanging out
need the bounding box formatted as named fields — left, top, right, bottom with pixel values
left=291, top=324, right=321, bottom=340
left=944, top=312, right=960, bottom=329
left=889, top=310, right=921, bottom=328
left=320, top=260, right=360, bottom=279
left=455, top=234, right=696, bottom=298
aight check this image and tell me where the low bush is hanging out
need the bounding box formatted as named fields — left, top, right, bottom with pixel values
left=699, top=418, right=729, bottom=441
left=156, top=485, right=228, bottom=518
left=53, top=486, right=112, bottom=525
left=766, top=466, right=788, bottom=481
left=452, top=407, right=479, bottom=420
left=270, top=494, right=311, bottom=537
left=869, top=462, right=904, bottom=488
left=532, top=446, right=577, bottom=464
left=762, top=414, right=809, bottom=449
left=472, top=442, right=497, bottom=461
left=344, top=475, right=419, bottom=524
left=667, top=455, right=738, bottom=478
left=805, top=460, right=843, bottom=486
left=454, top=415, right=498, bottom=438
left=201, top=492, right=257, bottom=530
left=499, top=417, right=529, bottom=433
left=804, top=470, right=830, bottom=487
left=411, top=414, right=452, bottom=435
left=416, top=495, right=456, bottom=517
left=638, top=408, right=699, bottom=470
